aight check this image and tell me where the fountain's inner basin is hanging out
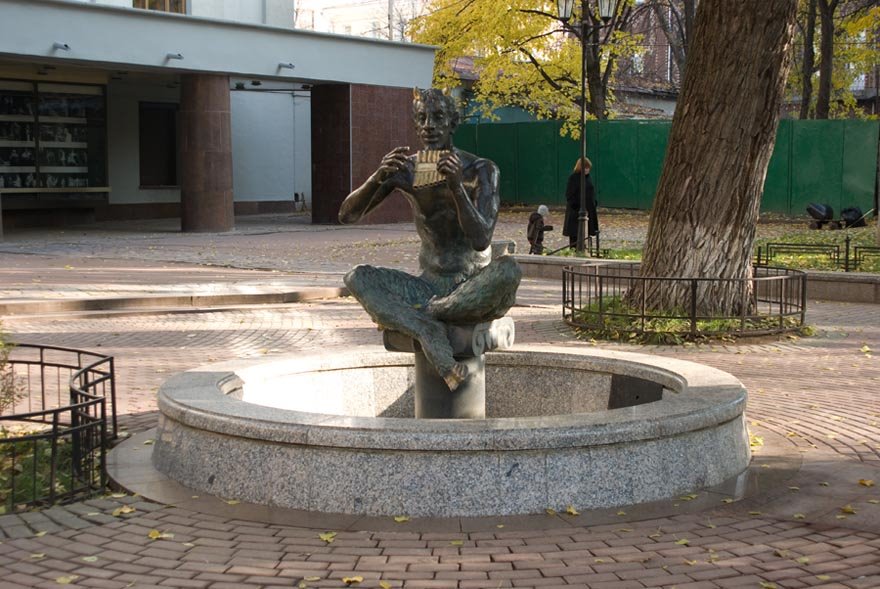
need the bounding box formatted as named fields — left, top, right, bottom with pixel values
left=153, top=347, right=750, bottom=517
left=238, top=361, right=664, bottom=418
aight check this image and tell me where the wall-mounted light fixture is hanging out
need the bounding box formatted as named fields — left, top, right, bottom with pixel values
left=166, top=52, right=184, bottom=60
left=52, top=42, right=70, bottom=51
left=278, top=62, right=295, bottom=70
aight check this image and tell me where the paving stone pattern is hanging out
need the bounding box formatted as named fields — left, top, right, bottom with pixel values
left=0, top=215, right=878, bottom=588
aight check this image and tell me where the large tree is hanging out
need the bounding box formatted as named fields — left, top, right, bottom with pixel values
left=634, top=0, right=798, bottom=314
left=410, top=0, right=641, bottom=132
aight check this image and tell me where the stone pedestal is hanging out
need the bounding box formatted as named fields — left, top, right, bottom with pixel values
left=179, top=74, right=234, bottom=233
left=383, top=318, right=516, bottom=419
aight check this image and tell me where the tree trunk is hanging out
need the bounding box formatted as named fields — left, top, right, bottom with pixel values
left=799, top=0, right=817, bottom=119
left=815, top=0, right=838, bottom=119
left=585, top=23, right=607, bottom=120
left=632, top=0, right=797, bottom=315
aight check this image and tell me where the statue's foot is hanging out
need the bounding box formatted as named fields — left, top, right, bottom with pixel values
left=442, top=362, right=469, bottom=391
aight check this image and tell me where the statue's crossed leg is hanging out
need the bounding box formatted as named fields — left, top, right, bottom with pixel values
left=344, top=256, right=521, bottom=391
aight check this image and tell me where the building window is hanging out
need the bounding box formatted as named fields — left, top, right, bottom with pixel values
left=0, top=80, right=107, bottom=193
left=132, top=0, right=186, bottom=14
left=139, top=103, right=178, bottom=188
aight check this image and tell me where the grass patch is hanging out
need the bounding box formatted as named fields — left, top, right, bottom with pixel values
left=546, top=225, right=879, bottom=272
left=572, top=296, right=810, bottom=345
left=754, top=226, right=879, bottom=272
left=547, top=247, right=642, bottom=260
left=0, top=430, right=90, bottom=513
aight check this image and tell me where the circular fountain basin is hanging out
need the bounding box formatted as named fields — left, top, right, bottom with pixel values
left=153, top=346, right=750, bottom=517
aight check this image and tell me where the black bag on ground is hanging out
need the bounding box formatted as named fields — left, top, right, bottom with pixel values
left=807, top=203, right=834, bottom=222
left=840, top=207, right=867, bottom=228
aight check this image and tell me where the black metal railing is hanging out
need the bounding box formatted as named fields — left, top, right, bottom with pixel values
left=545, top=235, right=608, bottom=258
left=1, top=344, right=116, bottom=509
left=755, top=235, right=880, bottom=272
left=563, top=263, right=807, bottom=339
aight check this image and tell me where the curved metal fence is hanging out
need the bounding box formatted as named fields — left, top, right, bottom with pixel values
left=1, top=344, right=116, bottom=510
left=563, top=263, right=807, bottom=339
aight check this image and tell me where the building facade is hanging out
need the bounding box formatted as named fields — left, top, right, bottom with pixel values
left=0, top=0, right=435, bottom=233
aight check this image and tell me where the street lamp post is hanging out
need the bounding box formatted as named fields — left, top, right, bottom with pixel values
left=557, top=0, right=616, bottom=254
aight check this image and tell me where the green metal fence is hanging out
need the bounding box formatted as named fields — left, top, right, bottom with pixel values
left=455, top=119, right=880, bottom=215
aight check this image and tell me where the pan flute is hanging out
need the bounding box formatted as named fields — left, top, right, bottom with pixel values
left=413, top=149, right=446, bottom=188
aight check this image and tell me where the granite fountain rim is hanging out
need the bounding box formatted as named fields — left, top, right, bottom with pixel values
left=156, top=345, right=747, bottom=452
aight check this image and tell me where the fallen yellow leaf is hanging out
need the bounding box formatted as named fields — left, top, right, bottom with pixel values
left=616, top=510, right=626, bottom=516
left=566, top=505, right=580, bottom=516
left=224, top=499, right=240, bottom=505
left=81, top=556, right=98, bottom=562
left=684, top=559, right=698, bottom=566
left=788, top=486, right=800, bottom=492
left=796, top=556, right=810, bottom=565
left=111, top=505, right=136, bottom=517
left=793, top=513, right=806, bottom=520
left=342, top=576, right=364, bottom=586
left=858, top=479, right=875, bottom=487
left=34, top=531, right=47, bottom=537
left=674, top=538, right=690, bottom=545
left=449, top=540, right=464, bottom=546
left=759, top=583, right=777, bottom=589
left=30, top=553, right=45, bottom=559
left=392, top=515, right=410, bottom=523
left=868, top=499, right=879, bottom=504
left=318, top=531, right=337, bottom=544
left=380, top=582, right=392, bottom=589
left=679, top=493, right=698, bottom=501
left=55, top=576, right=79, bottom=585
left=816, top=575, right=831, bottom=581
left=147, top=529, right=174, bottom=540
left=841, top=504, right=857, bottom=514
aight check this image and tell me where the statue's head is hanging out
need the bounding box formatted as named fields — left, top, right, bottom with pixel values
left=412, top=88, right=460, bottom=150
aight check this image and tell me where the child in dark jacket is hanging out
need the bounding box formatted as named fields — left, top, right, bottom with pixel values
left=527, top=205, right=553, bottom=254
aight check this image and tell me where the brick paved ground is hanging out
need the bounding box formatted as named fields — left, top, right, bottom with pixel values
left=0, top=215, right=878, bottom=588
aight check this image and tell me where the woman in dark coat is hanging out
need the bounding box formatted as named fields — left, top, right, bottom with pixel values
left=562, top=157, right=598, bottom=248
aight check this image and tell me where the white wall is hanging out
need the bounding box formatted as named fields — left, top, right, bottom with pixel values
left=189, top=0, right=263, bottom=24
left=2, top=0, right=435, bottom=89
left=108, top=81, right=312, bottom=207
left=107, top=79, right=181, bottom=205
left=265, top=0, right=294, bottom=28
left=292, top=92, right=311, bottom=207
left=230, top=90, right=296, bottom=203
left=71, top=0, right=132, bottom=7
left=76, top=0, right=294, bottom=26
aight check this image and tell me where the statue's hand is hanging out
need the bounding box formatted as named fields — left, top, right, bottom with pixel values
left=437, top=151, right=463, bottom=189
left=375, top=146, right=412, bottom=182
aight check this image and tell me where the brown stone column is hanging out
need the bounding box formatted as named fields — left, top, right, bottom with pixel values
left=311, top=83, right=420, bottom=224
left=179, top=74, right=234, bottom=232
